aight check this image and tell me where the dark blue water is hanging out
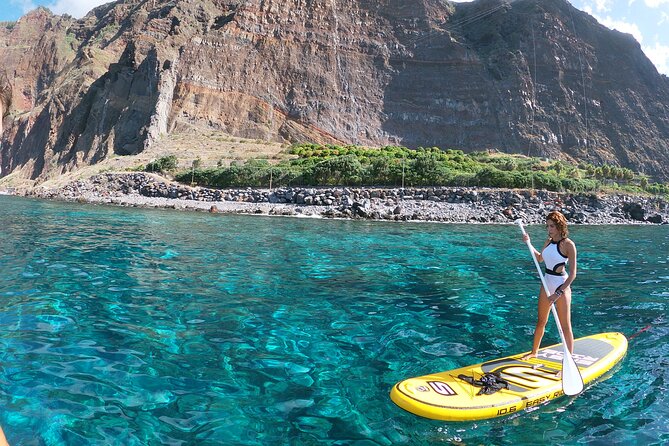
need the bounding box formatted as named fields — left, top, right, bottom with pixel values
left=0, top=195, right=666, bottom=445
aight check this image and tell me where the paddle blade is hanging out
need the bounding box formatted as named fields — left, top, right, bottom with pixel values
left=561, top=353, right=584, bottom=396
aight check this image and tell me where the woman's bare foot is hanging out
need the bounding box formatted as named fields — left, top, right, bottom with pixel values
left=521, top=352, right=537, bottom=361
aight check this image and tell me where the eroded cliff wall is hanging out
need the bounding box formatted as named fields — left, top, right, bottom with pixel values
left=1, top=0, right=668, bottom=181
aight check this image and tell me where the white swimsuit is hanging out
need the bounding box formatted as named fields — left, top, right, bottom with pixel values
left=542, top=239, right=568, bottom=294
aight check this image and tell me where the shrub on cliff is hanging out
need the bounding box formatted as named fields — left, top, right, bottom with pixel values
left=474, top=166, right=532, bottom=189
left=644, top=182, right=669, bottom=195
left=301, top=155, right=364, bottom=186
left=559, top=177, right=600, bottom=193
left=146, top=156, right=178, bottom=173
left=410, top=152, right=445, bottom=185
left=365, top=156, right=403, bottom=185
left=176, top=159, right=301, bottom=188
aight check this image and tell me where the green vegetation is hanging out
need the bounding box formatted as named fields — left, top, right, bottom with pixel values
left=159, top=143, right=668, bottom=196
left=175, top=159, right=301, bottom=188
left=93, top=24, right=120, bottom=45
left=64, top=31, right=79, bottom=51
left=0, top=21, right=16, bottom=31
left=145, top=155, right=178, bottom=173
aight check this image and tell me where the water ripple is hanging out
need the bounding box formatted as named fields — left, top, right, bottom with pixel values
left=0, top=196, right=667, bottom=444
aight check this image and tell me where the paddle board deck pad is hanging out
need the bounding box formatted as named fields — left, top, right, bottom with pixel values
left=390, top=332, right=627, bottom=421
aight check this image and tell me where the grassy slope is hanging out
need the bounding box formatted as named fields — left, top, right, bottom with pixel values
left=0, top=126, right=287, bottom=190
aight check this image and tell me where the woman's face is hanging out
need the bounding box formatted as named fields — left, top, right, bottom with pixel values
left=546, top=219, right=560, bottom=239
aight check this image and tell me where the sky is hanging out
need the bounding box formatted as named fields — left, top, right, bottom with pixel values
left=0, top=0, right=667, bottom=74
left=570, top=0, right=669, bottom=75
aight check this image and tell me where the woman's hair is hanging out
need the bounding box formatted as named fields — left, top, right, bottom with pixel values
left=546, top=211, right=569, bottom=238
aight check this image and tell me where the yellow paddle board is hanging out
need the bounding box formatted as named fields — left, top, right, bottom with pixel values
left=390, top=332, right=627, bottom=421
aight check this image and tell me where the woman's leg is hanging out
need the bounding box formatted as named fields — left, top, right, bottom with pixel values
left=522, top=286, right=553, bottom=359
left=555, top=287, right=574, bottom=354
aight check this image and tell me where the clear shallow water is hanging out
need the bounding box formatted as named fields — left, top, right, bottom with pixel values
left=0, top=195, right=667, bottom=445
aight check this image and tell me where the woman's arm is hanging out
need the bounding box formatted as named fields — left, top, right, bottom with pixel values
left=522, top=234, right=545, bottom=262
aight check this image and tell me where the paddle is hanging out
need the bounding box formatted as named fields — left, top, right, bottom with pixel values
left=515, top=219, right=584, bottom=396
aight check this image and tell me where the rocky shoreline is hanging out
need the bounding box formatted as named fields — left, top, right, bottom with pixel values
left=16, top=172, right=669, bottom=224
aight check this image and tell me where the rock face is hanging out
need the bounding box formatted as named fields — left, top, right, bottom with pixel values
left=0, top=70, right=11, bottom=135
left=1, top=0, right=669, bottom=181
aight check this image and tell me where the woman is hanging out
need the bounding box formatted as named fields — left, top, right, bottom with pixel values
left=522, top=211, right=577, bottom=360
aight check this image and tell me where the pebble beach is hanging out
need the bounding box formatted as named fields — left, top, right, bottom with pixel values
left=13, top=172, right=669, bottom=225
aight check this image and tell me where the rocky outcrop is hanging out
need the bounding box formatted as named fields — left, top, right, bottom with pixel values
left=1, top=0, right=669, bottom=182
left=0, top=70, right=11, bottom=135
left=0, top=8, right=77, bottom=177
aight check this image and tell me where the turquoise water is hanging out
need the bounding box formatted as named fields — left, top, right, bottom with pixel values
left=0, top=195, right=667, bottom=445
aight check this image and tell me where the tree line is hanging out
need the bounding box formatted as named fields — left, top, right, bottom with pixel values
left=141, top=143, right=669, bottom=196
